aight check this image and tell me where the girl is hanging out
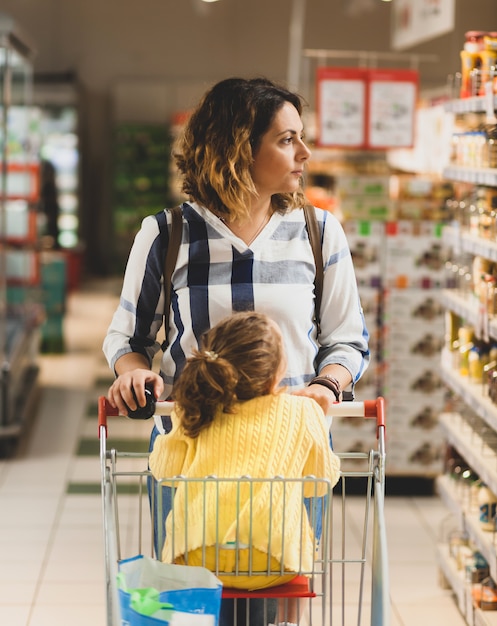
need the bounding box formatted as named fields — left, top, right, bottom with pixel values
left=149, top=311, right=341, bottom=626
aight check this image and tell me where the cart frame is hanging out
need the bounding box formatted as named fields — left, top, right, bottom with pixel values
left=98, top=397, right=389, bottom=626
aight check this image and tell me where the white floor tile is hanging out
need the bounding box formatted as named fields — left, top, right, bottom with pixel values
left=28, top=603, right=106, bottom=626
left=392, top=597, right=466, bottom=625
left=35, top=581, right=105, bottom=605
left=0, top=605, right=32, bottom=626
left=0, top=558, right=44, bottom=583
left=0, top=581, right=38, bottom=604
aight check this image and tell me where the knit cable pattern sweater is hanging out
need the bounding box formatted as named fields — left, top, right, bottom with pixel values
left=149, top=393, right=341, bottom=572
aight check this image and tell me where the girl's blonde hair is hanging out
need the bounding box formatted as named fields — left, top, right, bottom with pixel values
left=172, top=311, right=284, bottom=438
left=174, top=77, right=308, bottom=222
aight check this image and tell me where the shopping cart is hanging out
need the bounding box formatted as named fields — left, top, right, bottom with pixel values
left=98, top=397, right=389, bottom=626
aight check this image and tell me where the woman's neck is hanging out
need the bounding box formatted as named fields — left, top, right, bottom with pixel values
left=225, top=199, right=273, bottom=246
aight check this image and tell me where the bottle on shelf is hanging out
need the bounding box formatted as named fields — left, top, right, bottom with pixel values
left=480, top=33, right=497, bottom=95
left=478, top=483, right=497, bottom=531
left=460, top=31, right=486, bottom=98
left=485, top=123, right=497, bottom=169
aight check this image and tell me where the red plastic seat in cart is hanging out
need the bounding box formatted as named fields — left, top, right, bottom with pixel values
left=98, top=396, right=389, bottom=626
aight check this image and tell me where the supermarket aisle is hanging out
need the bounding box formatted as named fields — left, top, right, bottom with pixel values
left=0, top=278, right=466, bottom=626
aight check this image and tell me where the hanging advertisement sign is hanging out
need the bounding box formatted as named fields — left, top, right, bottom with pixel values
left=368, top=69, right=418, bottom=149
left=316, top=67, right=368, bottom=148
left=316, top=67, right=418, bottom=149
left=391, top=0, right=455, bottom=50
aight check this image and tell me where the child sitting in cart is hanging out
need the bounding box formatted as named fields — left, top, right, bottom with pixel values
left=149, top=311, right=340, bottom=625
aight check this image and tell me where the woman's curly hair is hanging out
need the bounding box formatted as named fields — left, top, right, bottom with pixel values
left=173, top=77, right=308, bottom=222
left=172, top=311, right=284, bottom=438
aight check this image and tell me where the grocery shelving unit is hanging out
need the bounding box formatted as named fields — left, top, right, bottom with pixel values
left=438, top=94, right=497, bottom=625
left=0, top=15, right=41, bottom=456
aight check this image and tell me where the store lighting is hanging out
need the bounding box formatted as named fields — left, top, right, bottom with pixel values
left=201, top=0, right=220, bottom=3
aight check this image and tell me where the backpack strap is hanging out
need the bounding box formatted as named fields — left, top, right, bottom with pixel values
left=161, top=205, right=183, bottom=351
left=161, top=204, right=323, bottom=347
left=303, top=204, right=324, bottom=336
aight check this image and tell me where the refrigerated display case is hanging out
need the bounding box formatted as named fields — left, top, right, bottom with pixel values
left=0, top=14, right=41, bottom=456
left=33, top=73, right=82, bottom=254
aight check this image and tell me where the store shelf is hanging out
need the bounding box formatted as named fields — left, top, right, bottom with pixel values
left=444, top=96, right=497, bottom=115
left=443, top=167, right=497, bottom=187
left=438, top=412, right=497, bottom=505
left=437, top=472, right=497, bottom=582
left=0, top=24, right=42, bottom=454
left=439, top=289, right=497, bottom=340
left=475, top=607, right=497, bottom=626
left=436, top=514, right=497, bottom=626
left=439, top=68, right=497, bottom=626
left=443, top=225, right=497, bottom=264
left=436, top=541, right=467, bottom=617
left=436, top=471, right=467, bottom=526
left=441, top=356, right=497, bottom=433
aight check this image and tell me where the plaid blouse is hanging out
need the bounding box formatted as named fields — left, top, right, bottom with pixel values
left=103, top=201, right=369, bottom=401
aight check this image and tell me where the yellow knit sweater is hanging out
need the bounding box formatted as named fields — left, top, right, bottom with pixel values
left=149, top=393, right=341, bottom=573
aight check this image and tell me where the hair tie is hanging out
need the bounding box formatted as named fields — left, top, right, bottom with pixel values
left=204, top=350, right=218, bottom=361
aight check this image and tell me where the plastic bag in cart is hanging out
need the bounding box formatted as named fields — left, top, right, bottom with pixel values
left=125, top=587, right=174, bottom=625
left=117, top=555, right=223, bottom=625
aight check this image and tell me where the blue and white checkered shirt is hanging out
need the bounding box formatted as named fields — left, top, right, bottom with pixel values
left=103, top=201, right=369, bottom=401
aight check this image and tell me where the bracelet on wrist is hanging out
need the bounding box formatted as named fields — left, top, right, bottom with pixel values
left=308, top=375, right=342, bottom=402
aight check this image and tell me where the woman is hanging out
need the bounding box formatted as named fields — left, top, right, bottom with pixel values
left=103, top=76, right=369, bottom=625
left=104, top=76, right=369, bottom=418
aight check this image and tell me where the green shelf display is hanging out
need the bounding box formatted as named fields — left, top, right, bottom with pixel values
left=112, top=123, right=174, bottom=271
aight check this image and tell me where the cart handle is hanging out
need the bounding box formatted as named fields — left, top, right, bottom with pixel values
left=98, top=396, right=386, bottom=439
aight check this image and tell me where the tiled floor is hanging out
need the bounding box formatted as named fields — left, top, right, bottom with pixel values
left=0, top=278, right=467, bottom=626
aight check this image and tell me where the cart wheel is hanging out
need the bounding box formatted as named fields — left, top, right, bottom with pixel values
left=0, top=436, right=19, bottom=459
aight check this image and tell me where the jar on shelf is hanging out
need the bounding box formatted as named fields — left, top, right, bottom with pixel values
left=480, top=33, right=497, bottom=95
left=461, top=31, right=486, bottom=97
left=481, top=577, right=497, bottom=610
left=484, top=274, right=497, bottom=315
left=465, top=551, right=490, bottom=584
left=487, top=367, right=497, bottom=404
left=458, top=325, right=474, bottom=376
left=486, top=124, right=497, bottom=169
left=478, top=483, right=497, bottom=531
left=469, top=345, right=485, bottom=382
left=474, top=129, right=488, bottom=167
left=448, top=530, right=471, bottom=569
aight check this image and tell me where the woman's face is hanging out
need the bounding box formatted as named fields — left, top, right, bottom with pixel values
left=251, top=101, right=311, bottom=199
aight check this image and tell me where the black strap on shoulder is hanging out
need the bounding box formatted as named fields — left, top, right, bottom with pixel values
left=161, top=205, right=183, bottom=351
left=303, top=204, right=324, bottom=336
left=161, top=204, right=323, bottom=346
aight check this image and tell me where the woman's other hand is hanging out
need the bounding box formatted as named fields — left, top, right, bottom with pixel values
left=293, top=384, right=337, bottom=415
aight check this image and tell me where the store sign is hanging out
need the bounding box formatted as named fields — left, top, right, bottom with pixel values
left=316, top=67, right=418, bottom=149
left=316, top=67, right=368, bottom=149
left=368, top=69, right=419, bottom=149
left=391, top=0, right=455, bottom=50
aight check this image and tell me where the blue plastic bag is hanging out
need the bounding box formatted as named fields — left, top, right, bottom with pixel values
left=117, top=555, right=222, bottom=625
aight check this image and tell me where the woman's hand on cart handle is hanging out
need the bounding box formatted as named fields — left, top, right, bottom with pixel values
left=294, top=365, right=352, bottom=414
left=293, top=383, right=337, bottom=414
left=107, top=368, right=164, bottom=417
left=98, top=396, right=174, bottom=434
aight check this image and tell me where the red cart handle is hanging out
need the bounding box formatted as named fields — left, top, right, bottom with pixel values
left=98, top=396, right=386, bottom=439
